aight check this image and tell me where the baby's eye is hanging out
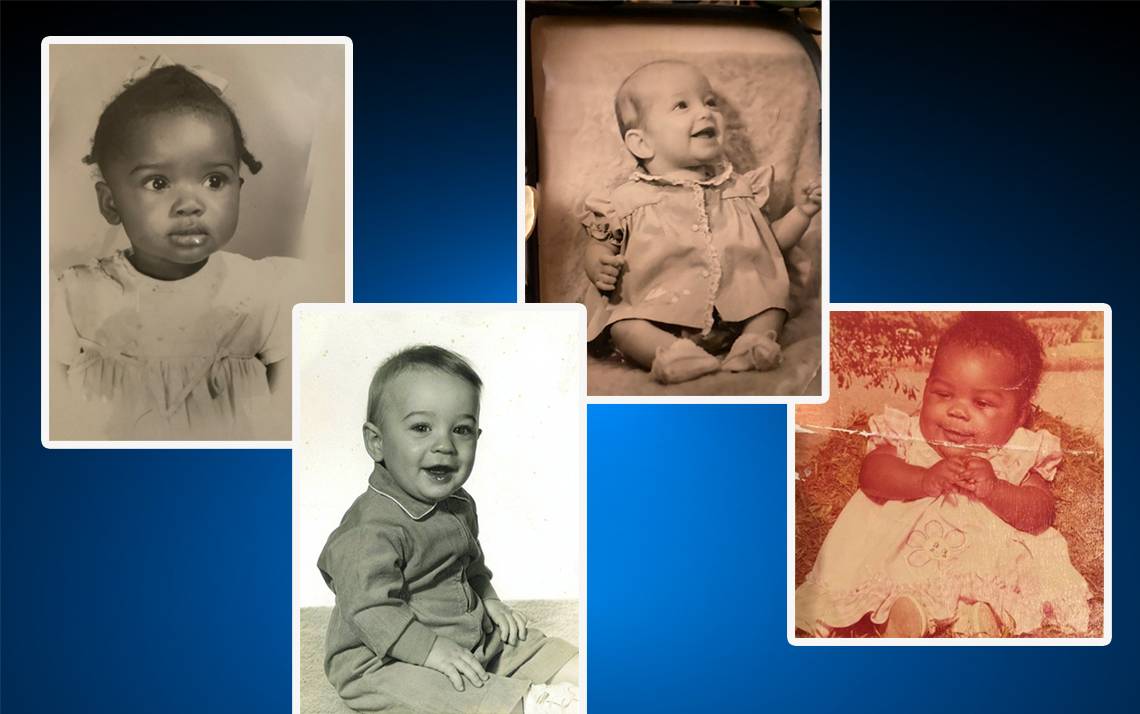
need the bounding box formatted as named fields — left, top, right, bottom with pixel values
left=453, top=424, right=476, bottom=437
left=410, top=423, right=431, bottom=434
left=204, top=174, right=229, bottom=190
left=143, top=176, right=169, bottom=191
left=705, top=97, right=718, bottom=107
left=673, top=100, right=688, bottom=111
left=975, top=400, right=994, bottom=409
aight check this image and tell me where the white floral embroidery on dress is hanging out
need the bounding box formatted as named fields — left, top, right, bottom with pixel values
left=905, top=520, right=966, bottom=569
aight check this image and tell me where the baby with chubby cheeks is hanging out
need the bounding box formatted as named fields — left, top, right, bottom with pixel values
left=319, top=346, right=578, bottom=714
left=52, top=63, right=300, bottom=439
left=582, top=60, right=821, bottom=383
left=796, top=314, right=1092, bottom=638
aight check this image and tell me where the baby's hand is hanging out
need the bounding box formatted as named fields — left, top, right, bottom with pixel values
left=485, top=597, right=529, bottom=646
left=424, top=636, right=490, bottom=692
left=796, top=180, right=823, bottom=217
left=922, top=457, right=967, bottom=502
left=584, top=241, right=626, bottom=292
left=957, top=457, right=998, bottom=500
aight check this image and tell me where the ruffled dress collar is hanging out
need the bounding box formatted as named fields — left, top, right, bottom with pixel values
left=630, top=162, right=735, bottom=188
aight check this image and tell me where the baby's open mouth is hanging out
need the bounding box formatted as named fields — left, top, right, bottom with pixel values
left=691, top=127, right=718, bottom=139
left=424, top=465, right=457, bottom=481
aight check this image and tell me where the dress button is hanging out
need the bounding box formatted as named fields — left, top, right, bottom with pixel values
left=691, top=223, right=700, bottom=232
left=700, top=270, right=710, bottom=278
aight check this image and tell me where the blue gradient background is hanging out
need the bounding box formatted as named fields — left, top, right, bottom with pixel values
left=1, top=2, right=1134, bottom=713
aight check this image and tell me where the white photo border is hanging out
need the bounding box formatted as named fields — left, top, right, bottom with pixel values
left=39, top=35, right=354, bottom=450
left=787, top=302, right=1112, bottom=647
left=518, top=1, right=831, bottom=407
left=290, top=302, right=589, bottom=714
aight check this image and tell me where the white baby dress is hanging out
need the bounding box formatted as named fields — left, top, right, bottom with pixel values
left=796, top=407, right=1091, bottom=636
left=52, top=250, right=299, bottom=441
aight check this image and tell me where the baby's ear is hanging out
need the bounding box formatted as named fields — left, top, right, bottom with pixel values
left=95, top=182, right=121, bottom=225
left=623, top=129, right=654, bottom=162
left=362, top=421, right=384, bottom=463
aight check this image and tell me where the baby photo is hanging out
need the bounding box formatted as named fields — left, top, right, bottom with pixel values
left=793, top=308, right=1109, bottom=642
left=527, top=10, right=823, bottom=398
left=42, top=39, right=349, bottom=444
left=296, top=305, right=584, bottom=714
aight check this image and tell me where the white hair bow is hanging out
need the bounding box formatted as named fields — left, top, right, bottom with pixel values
left=125, top=54, right=229, bottom=95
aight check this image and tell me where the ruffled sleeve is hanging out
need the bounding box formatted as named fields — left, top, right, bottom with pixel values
left=989, top=427, right=1063, bottom=484
left=580, top=190, right=628, bottom=250
left=51, top=272, right=81, bottom=366
left=742, top=165, right=775, bottom=213
left=865, top=406, right=915, bottom=456
left=257, top=257, right=305, bottom=365
left=1032, top=430, right=1063, bottom=481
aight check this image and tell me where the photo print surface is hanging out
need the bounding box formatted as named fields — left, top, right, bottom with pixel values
left=793, top=309, right=1108, bottom=642
left=44, top=40, right=348, bottom=444
left=295, top=305, right=584, bottom=714
left=529, top=14, right=823, bottom=398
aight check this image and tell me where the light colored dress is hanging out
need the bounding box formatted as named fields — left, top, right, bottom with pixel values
left=796, top=407, right=1091, bottom=636
left=581, top=163, right=791, bottom=341
left=52, top=250, right=299, bottom=440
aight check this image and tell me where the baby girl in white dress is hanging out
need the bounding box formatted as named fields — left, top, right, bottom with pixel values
left=51, top=60, right=299, bottom=440
left=796, top=313, right=1092, bottom=637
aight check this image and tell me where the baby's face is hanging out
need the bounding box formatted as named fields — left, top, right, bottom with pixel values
left=98, top=110, right=240, bottom=277
left=919, top=343, right=1027, bottom=458
left=634, top=64, right=724, bottom=173
left=373, top=368, right=481, bottom=504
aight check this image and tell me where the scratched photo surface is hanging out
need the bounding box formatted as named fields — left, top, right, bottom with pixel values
left=794, top=311, right=1106, bottom=639
left=530, top=17, right=823, bottom=397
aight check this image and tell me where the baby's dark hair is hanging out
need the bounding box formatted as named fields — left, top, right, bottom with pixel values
left=366, top=345, right=483, bottom=425
left=934, top=312, right=1044, bottom=404
left=84, top=64, right=261, bottom=175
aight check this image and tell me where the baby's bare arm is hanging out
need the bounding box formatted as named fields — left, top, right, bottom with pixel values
left=772, top=206, right=813, bottom=252
left=772, top=181, right=822, bottom=251
left=976, top=468, right=1056, bottom=534
left=584, top=238, right=624, bottom=292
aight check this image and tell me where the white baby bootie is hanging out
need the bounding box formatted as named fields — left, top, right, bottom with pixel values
left=721, top=330, right=782, bottom=372
left=524, top=682, right=579, bottom=714
left=950, top=601, right=1002, bottom=637
left=882, top=595, right=928, bottom=638
left=649, top=339, right=720, bottom=384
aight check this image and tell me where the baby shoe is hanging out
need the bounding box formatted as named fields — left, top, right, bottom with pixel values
left=650, top=339, right=720, bottom=384
left=524, top=682, right=578, bottom=714
left=950, top=601, right=1002, bottom=637
left=721, top=330, right=783, bottom=372
left=882, top=595, right=928, bottom=638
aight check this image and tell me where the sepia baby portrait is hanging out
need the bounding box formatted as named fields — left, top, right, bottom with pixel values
left=530, top=15, right=823, bottom=397
left=45, top=41, right=347, bottom=443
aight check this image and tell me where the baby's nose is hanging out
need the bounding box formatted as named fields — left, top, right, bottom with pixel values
left=172, top=191, right=204, bottom=216
left=432, top=435, right=457, bottom=453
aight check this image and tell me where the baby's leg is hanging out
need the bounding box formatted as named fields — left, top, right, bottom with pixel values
left=547, top=654, right=578, bottom=686
left=741, top=307, right=786, bottom=339
left=609, top=319, right=680, bottom=369
left=722, top=308, right=787, bottom=372
left=882, top=596, right=927, bottom=637
left=335, top=660, right=530, bottom=713
left=611, top=319, right=719, bottom=384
